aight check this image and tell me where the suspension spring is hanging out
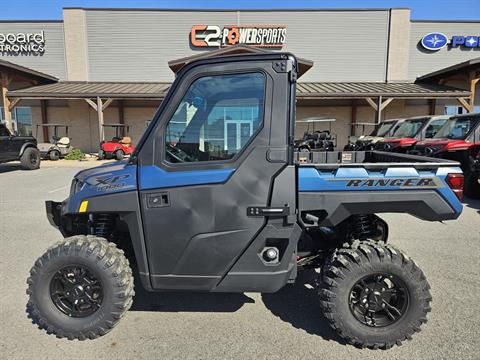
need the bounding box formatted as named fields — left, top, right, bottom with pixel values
left=352, top=214, right=375, bottom=240
left=93, top=214, right=115, bottom=238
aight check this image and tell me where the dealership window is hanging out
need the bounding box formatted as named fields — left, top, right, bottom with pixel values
left=165, top=73, right=265, bottom=163
left=0, top=106, right=33, bottom=136
left=444, top=105, right=480, bottom=115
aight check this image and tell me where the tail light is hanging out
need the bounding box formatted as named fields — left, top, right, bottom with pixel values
left=446, top=173, right=464, bottom=201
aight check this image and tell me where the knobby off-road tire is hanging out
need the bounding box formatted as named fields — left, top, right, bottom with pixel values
left=464, top=170, right=480, bottom=199
left=318, top=241, right=432, bottom=349
left=27, top=235, right=134, bottom=340
left=20, top=147, right=41, bottom=170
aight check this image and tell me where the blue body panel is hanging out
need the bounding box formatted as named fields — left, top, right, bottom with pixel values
left=139, top=165, right=234, bottom=190
left=68, top=161, right=137, bottom=213
left=298, top=166, right=463, bottom=215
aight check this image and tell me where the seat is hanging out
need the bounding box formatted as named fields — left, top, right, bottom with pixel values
left=57, top=137, right=70, bottom=147
left=120, top=136, right=132, bottom=146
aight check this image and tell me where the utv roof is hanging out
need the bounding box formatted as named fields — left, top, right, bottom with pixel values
left=169, top=46, right=313, bottom=78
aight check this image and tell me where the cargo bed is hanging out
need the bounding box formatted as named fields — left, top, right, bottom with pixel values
left=295, top=150, right=460, bottom=169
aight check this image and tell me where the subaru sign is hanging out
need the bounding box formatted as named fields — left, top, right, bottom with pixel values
left=421, top=32, right=448, bottom=51
left=421, top=33, right=480, bottom=51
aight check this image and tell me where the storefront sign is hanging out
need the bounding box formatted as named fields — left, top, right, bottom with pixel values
left=0, top=31, right=45, bottom=55
left=421, top=32, right=479, bottom=51
left=191, top=25, right=286, bottom=48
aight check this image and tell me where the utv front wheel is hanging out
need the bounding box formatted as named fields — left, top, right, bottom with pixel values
left=318, top=241, right=431, bottom=349
left=27, top=235, right=134, bottom=340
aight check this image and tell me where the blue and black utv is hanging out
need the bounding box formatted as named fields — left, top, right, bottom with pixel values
left=28, top=53, right=464, bottom=349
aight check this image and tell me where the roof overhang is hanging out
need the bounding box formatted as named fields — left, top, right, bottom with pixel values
left=416, top=57, right=480, bottom=83
left=0, top=59, right=58, bottom=84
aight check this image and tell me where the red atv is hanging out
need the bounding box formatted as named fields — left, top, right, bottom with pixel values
left=411, top=113, right=480, bottom=197
left=97, top=124, right=134, bottom=161
left=374, top=115, right=449, bottom=153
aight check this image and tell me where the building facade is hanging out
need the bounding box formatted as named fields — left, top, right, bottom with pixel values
left=0, top=8, right=479, bottom=152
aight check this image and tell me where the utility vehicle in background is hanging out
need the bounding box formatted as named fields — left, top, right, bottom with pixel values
left=374, top=115, right=449, bottom=153
left=28, top=53, right=464, bottom=349
left=294, top=118, right=336, bottom=152
left=0, top=123, right=40, bottom=169
left=344, top=118, right=404, bottom=151
left=36, top=124, right=72, bottom=161
left=97, top=124, right=134, bottom=161
left=411, top=113, right=480, bottom=197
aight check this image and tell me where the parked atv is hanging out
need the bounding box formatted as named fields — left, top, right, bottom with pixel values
left=344, top=118, right=404, bottom=151
left=0, top=123, right=40, bottom=169
left=97, top=124, right=134, bottom=161
left=295, top=118, right=336, bottom=152
left=28, top=53, right=464, bottom=349
left=374, top=115, right=449, bottom=153
left=36, top=124, right=72, bottom=161
left=411, top=113, right=480, bottom=197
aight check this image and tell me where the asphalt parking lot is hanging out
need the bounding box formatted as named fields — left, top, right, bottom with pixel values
left=0, top=162, right=479, bottom=360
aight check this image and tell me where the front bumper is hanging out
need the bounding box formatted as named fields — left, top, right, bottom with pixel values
left=46, top=200, right=62, bottom=229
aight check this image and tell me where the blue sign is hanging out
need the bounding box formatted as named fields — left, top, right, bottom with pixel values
left=452, top=35, right=479, bottom=48
left=421, top=32, right=448, bottom=51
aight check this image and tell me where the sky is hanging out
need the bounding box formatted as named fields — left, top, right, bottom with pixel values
left=1, top=0, right=479, bottom=21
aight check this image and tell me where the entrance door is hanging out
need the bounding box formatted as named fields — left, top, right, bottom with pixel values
left=224, top=120, right=253, bottom=151
left=137, top=56, right=296, bottom=291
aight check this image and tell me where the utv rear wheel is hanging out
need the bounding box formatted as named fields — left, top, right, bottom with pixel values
left=464, top=170, right=480, bottom=199
left=115, top=149, right=124, bottom=161
left=318, top=241, right=431, bottom=349
left=20, top=147, right=41, bottom=170
left=97, top=150, right=105, bottom=160
left=26, top=235, right=134, bottom=340
left=49, top=150, right=60, bottom=161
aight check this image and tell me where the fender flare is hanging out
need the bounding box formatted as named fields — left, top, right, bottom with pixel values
left=19, top=142, right=38, bottom=157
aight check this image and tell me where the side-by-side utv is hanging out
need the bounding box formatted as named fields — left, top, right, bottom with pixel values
left=28, top=53, right=464, bottom=349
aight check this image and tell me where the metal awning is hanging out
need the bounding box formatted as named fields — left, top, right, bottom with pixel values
left=7, top=81, right=170, bottom=100
left=296, top=82, right=470, bottom=99
left=8, top=80, right=470, bottom=100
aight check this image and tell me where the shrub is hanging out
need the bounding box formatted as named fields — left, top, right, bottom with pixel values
left=65, top=148, right=86, bottom=160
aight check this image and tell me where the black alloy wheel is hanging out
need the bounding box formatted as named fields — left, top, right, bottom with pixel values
left=349, top=273, right=409, bottom=327
left=50, top=265, right=103, bottom=318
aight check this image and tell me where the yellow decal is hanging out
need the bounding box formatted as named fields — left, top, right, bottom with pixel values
left=79, top=200, right=89, bottom=213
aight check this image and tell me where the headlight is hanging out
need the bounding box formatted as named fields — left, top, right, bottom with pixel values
left=70, top=179, right=84, bottom=194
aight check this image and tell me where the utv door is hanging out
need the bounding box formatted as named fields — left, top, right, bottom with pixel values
left=137, top=54, right=300, bottom=292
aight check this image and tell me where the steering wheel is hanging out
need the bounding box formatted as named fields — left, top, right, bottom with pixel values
left=166, top=143, right=194, bottom=163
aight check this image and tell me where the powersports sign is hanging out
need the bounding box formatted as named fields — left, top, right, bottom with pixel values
left=191, top=25, right=286, bottom=48
left=0, top=31, right=45, bottom=55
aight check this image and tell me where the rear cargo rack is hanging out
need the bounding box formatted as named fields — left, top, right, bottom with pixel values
left=295, top=150, right=460, bottom=170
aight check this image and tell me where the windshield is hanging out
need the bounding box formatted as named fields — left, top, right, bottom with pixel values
left=433, top=116, right=479, bottom=140
left=392, top=119, right=425, bottom=138
left=371, top=122, right=395, bottom=137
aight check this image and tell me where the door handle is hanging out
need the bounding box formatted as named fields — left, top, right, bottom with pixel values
left=146, top=192, right=170, bottom=208
left=247, top=206, right=289, bottom=217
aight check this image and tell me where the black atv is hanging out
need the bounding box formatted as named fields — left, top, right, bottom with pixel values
left=0, top=123, right=41, bottom=170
